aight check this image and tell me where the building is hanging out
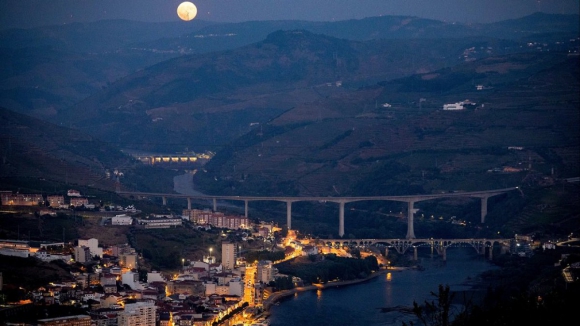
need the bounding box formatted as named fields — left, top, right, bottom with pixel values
left=37, top=315, right=91, bottom=326
left=74, top=246, right=91, bottom=263
left=186, top=209, right=250, bottom=230
left=117, top=301, right=156, bottom=326
left=221, top=242, right=236, bottom=271
left=0, top=192, right=43, bottom=206
left=112, top=214, right=133, bottom=225
left=121, top=271, right=144, bottom=290
left=443, top=102, right=464, bottom=110
left=256, top=260, right=274, bottom=284
left=135, top=217, right=182, bottom=228
left=70, top=197, right=89, bottom=207
left=120, top=253, right=138, bottom=269
left=67, top=189, right=82, bottom=197
left=167, top=280, right=204, bottom=296
left=229, top=278, right=244, bottom=297
left=78, top=238, right=103, bottom=257
left=0, top=240, right=30, bottom=258
left=47, top=195, right=66, bottom=208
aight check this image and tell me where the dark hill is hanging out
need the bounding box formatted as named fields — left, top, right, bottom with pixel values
left=0, top=107, right=131, bottom=192
left=192, top=52, right=579, bottom=198
left=58, top=30, right=528, bottom=152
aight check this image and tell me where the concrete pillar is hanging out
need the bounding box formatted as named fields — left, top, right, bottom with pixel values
left=162, top=197, right=167, bottom=206
left=488, top=246, right=493, bottom=260
left=481, top=196, right=489, bottom=223
left=244, top=200, right=248, bottom=218
left=442, top=247, right=447, bottom=261
left=413, top=247, right=418, bottom=261
left=384, top=247, right=389, bottom=257
left=213, top=198, right=217, bottom=212
left=338, top=201, right=345, bottom=237
left=286, top=201, right=292, bottom=230
left=187, top=198, right=191, bottom=210
left=406, top=200, right=416, bottom=239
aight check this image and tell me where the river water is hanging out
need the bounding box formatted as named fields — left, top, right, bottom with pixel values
left=268, top=248, right=498, bottom=326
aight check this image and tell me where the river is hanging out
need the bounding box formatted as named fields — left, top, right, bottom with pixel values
left=267, top=248, right=498, bottom=326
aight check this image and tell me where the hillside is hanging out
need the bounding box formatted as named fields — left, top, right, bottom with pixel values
left=58, top=30, right=539, bottom=152
left=193, top=52, right=579, bottom=196
left=0, top=106, right=188, bottom=196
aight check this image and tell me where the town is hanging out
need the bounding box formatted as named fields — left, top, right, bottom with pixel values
left=0, top=188, right=390, bottom=326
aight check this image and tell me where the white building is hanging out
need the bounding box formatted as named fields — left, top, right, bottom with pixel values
left=443, top=102, right=464, bottom=110
left=257, top=260, right=274, bottom=284
left=35, top=251, right=71, bottom=262
left=204, top=281, right=216, bottom=296
left=136, top=217, right=182, bottom=228
left=112, top=214, right=133, bottom=225
left=122, top=271, right=145, bottom=290
left=118, top=301, right=156, bottom=326
left=229, top=278, right=244, bottom=297
left=147, top=271, right=167, bottom=283
left=77, top=238, right=103, bottom=258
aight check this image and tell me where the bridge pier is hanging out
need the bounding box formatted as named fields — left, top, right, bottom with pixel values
left=244, top=200, right=248, bottom=218
left=286, top=201, right=292, bottom=230
left=480, top=196, right=489, bottom=223
left=338, top=201, right=345, bottom=237
left=406, top=200, right=416, bottom=239
left=213, top=198, right=217, bottom=212
left=413, top=247, right=418, bottom=261
left=488, top=246, right=493, bottom=260
left=187, top=198, right=191, bottom=210
left=442, top=247, right=447, bottom=261
left=162, top=196, right=167, bottom=206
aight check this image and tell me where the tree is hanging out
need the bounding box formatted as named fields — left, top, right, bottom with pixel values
left=403, top=284, right=457, bottom=326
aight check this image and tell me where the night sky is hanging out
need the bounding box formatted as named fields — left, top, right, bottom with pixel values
left=0, top=0, right=578, bottom=30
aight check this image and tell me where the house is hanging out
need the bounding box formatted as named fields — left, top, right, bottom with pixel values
left=67, top=189, right=82, bottom=197
left=442, top=102, right=464, bottom=110
left=70, top=197, right=89, bottom=207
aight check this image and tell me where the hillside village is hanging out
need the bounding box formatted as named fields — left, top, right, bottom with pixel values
left=0, top=189, right=320, bottom=325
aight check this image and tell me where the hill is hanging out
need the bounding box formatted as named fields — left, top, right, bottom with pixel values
left=0, top=107, right=182, bottom=195
left=58, top=29, right=539, bottom=152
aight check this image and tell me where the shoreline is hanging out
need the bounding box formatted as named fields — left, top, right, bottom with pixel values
left=262, top=267, right=405, bottom=313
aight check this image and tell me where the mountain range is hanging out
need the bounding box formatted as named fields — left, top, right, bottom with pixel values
left=0, top=13, right=578, bottom=238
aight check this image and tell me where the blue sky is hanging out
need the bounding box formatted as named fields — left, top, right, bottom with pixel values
left=0, top=0, right=578, bottom=30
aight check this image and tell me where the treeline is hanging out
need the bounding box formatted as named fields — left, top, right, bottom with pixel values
left=244, top=250, right=285, bottom=263
left=276, top=254, right=379, bottom=284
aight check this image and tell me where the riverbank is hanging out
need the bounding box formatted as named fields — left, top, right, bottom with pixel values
left=262, top=267, right=406, bottom=313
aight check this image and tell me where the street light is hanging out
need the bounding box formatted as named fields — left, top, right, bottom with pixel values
left=182, top=258, right=184, bottom=269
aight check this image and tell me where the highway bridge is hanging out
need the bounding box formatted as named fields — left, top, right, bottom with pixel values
left=117, top=187, right=519, bottom=239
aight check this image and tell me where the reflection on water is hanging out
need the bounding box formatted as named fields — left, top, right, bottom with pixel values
left=269, top=248, right=498, bottom=326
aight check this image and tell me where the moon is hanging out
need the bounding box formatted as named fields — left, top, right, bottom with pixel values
left=177, top=2, right=197, bottom=21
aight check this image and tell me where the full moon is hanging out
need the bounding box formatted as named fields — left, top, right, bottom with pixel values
left=177, top=2, right=197, bottom=21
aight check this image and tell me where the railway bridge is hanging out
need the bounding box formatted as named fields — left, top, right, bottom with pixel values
left=319, top=238, right=512, bottom=261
